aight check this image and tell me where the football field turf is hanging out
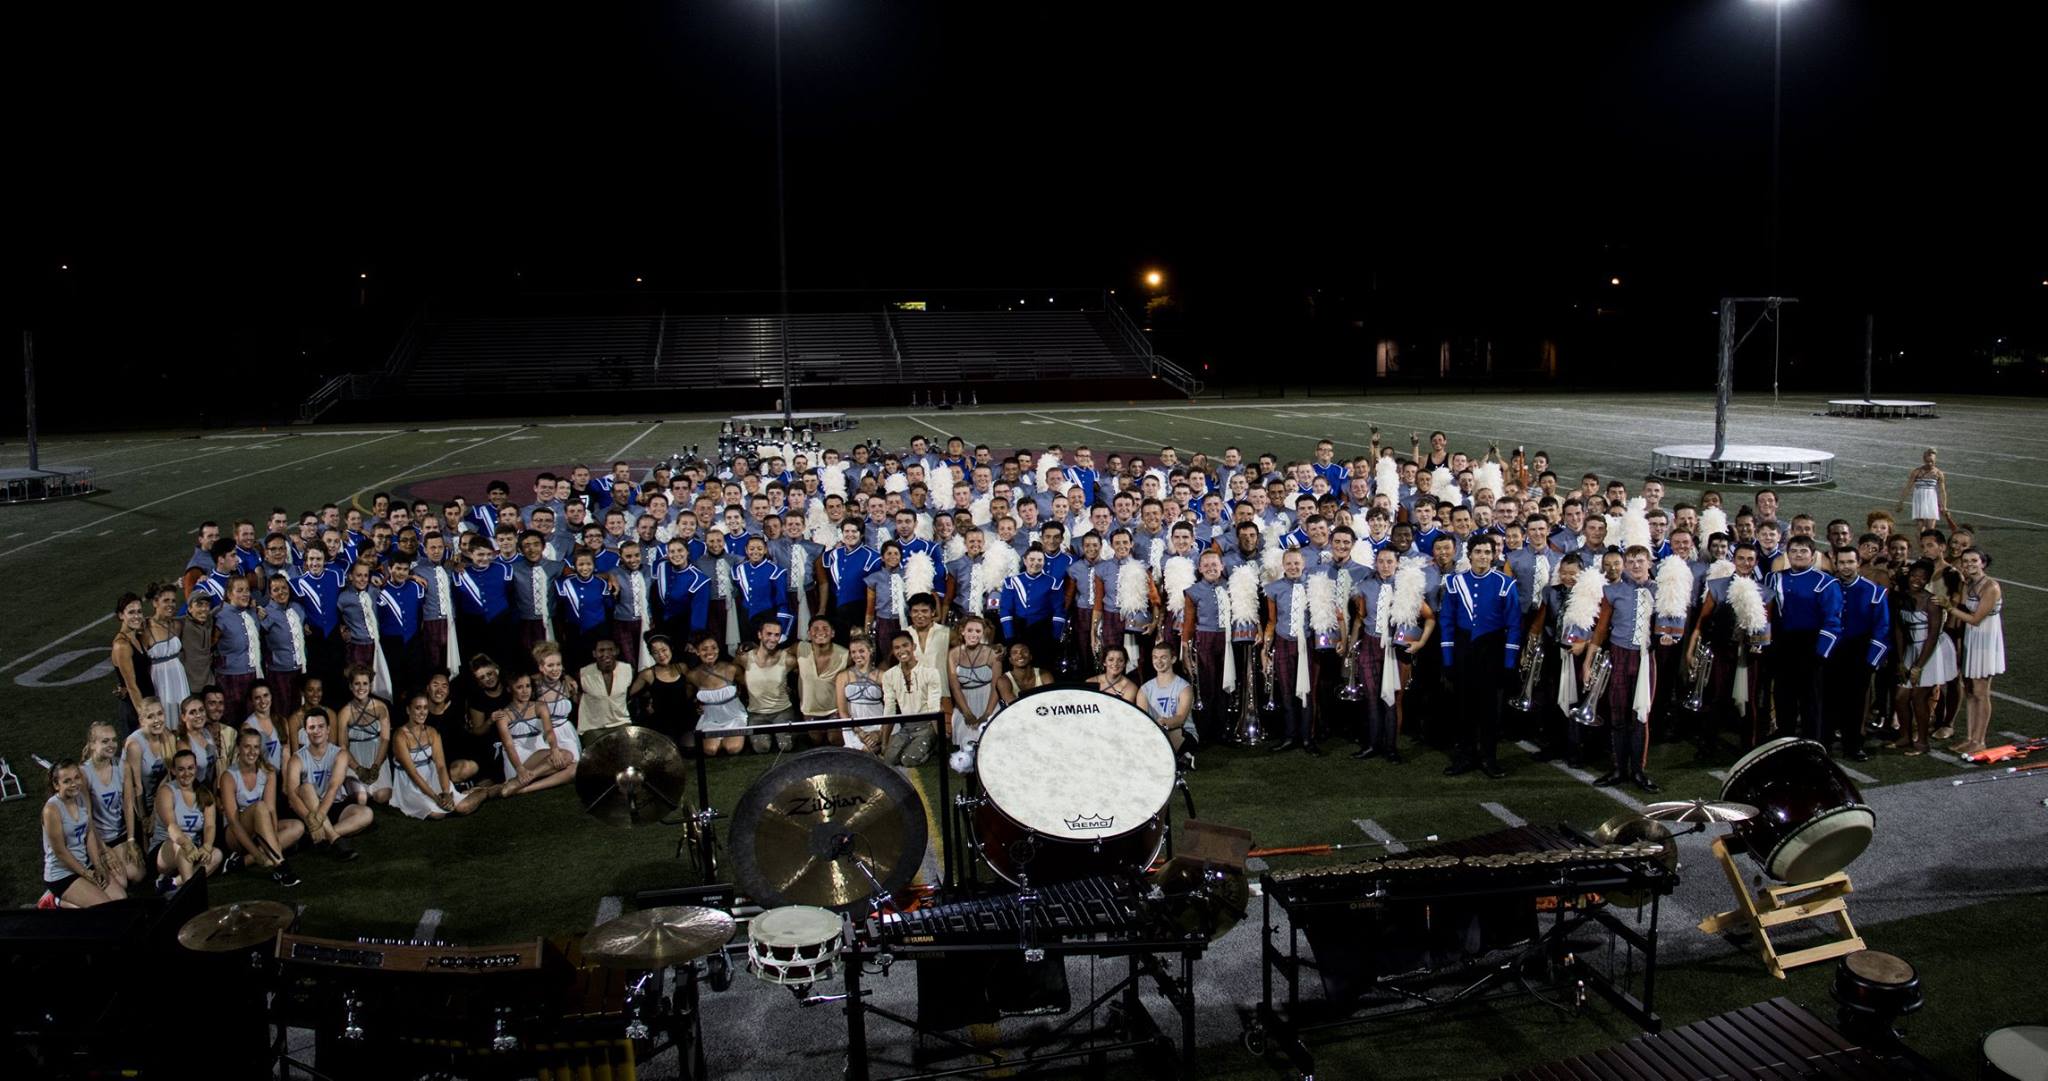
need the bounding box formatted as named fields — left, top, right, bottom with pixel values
left=2, top=391, right=2042, bottom=1077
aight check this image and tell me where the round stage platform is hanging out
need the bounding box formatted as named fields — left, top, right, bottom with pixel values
left=1649, top=444, right=1835, bottom=488
left=0, top=465, right=97, bottom=504
left=1824, top=399, right=1938, bottom=419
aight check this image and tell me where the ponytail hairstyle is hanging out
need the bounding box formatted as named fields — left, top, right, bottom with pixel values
left=46, top=757, right=82, bottom=797
left=171, top=750, right=216, bottom=808
left=112, top=591, right=144, bottom=621
left=84, top=719, right=121, bottom=764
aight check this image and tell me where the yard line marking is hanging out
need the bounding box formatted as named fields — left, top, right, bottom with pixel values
left=593, top=896, right=623, bottom=927
left=414, top=908, right=445, bottom=941
left=96, top=530, right=111, bottom=536
left=1518, top=740, right=1644, bottom=810
left=4, top=436, right=186, bottom=465
left=1708, top=769, right=1730, bottom=780
left=92, top=443, right=249, bottom=482
left=344, top=429, right=524, bottom=506
left=1929, top=750, right=1962, bottom=765
left=140, top=527, right=156, bottom=536
left=4, top=532, right=20, bottom=539
left=2002, top=731, right=2031, bottom=741
left=2000, top=579, right=2048, bottom=595
left=1479, top=801, right=1527, bottom=827
left=1839, top=762, right=1878, bottom=785
left=0, top=616, right=111, bottom=675
left=1353, top=819, right=1407, bottom=853
left=0, top=433, right=406, bottom=562
left=1023, top=411, right=1159, bottom=446
left=1992, top=691, right=2048, bottom=714
left=608, top=422, right=663, bottom=462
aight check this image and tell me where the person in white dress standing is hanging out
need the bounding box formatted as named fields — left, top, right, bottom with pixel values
left=1940, top=549, right=2004, bottom=756
left=1896, top=448, right=1952, bottom=532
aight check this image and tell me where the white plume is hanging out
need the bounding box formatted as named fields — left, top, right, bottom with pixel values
left=1350, top=509, right=1373, bottom=542
left=1163, top=555, right=1195, bottom=615
left=1035, top=452, right=1063, bottom=487
left=943, top=535, right=965, bottom=564
left=1148, top=537, right=1165, bottom=582
left=1562, top=564, right=1605, bottom=631
left=1455, top=554, right=1471, bottom=573
left=913, top=513, right=933, bottom=541
left=1226, top=564, right=1259, bottom=631
left=1530, top=551, right=1551, bottom=595
left=926, top=463, right=954, bottom=505
left=804, top=499, right=832, bottom=544
left=903, top=551, right=936, bottom=600
left=1430, top=465, right=1455, bottom=499
left=1349, top=534, right=1373, bottom=566
left=970, top=493, right=992, bottom=527
left=1307, top=574, right=1340, bottom=636
left=1699, top=506, right=1729, bottom=543
left=983, top=538, right=1018, bottom=585
left=1261, top=545, right=1285, bottom=583
left=1654, top=555, right=1694, bottom=619
left=1622, top=497, right=1651, bottom=551
left=883, top=472, right=908, bottom=495
left=1730, top=576, right=1769, bottom=635
left=1474, top=461, right=1504, bottom=501
left=1389, top=560, right=1426, bottom=627
left=820, top=463, right=848, bottom=499
left=1374, top=455, right=1400, bottom=500
left=1706, top=557, right=1734, bottom=582
left=1116, top=559, right=1151, bottom=619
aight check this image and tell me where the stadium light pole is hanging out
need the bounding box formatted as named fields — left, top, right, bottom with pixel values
left=1754, top=0, right=1790, bottom=406
left=773, top=0, right=793, bottom=430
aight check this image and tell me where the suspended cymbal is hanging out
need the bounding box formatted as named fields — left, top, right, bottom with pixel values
left=1591, top=812, right=1679, bottom=908
left=576, top=725, right=690, bottom=827
left=178, top=900, right=297, bottom=953
left=583, top=906, right=736, bottom=969
left=1642, top=798, right=1760, bottom=824
left=1150, top=858, right=1251, bottom=940
left=729, top=748, right=928, bottom=910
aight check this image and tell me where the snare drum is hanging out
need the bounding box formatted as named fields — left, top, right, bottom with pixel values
left=972, top=685, right=1177, bottom=887
left=747, top=905, right=843, bottom=986
left=1983, top=1025, right=2048, bottom=1081
left=1721, top=737, right=1875, bottom=883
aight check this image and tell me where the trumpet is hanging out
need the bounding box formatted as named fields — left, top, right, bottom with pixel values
left=1235, top=640, right=1264, bottom=743
left=1508, top=637, right=1544, bottom=712
left=1337, top=637, right=1363, bottom=701
left=1679, top=639, right=1714, bottom=712
left=1568, top=648, right=1612, bottom=726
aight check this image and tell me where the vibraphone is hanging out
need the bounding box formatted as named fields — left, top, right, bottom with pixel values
left=1249, top=825, right=1677, bottom=1079
left=859, top=875, right=1152, bottom=949
left=1492, top=996, right=1941, bottom=1080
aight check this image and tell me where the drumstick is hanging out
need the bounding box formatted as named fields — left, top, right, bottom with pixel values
left=1951, top=762, right=2048, bottom=787
left=1247, top=835, right=1440, bottom=859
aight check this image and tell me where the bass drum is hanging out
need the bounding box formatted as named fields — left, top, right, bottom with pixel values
left=972, top=685, right=1177, bottom=887
left=1720, top=737, right=1875, bottom=883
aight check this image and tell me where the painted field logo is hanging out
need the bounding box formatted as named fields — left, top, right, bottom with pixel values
left=1063, top=813, right=1114, bottom=832
left=1034, top=703, right=1101, bottom=717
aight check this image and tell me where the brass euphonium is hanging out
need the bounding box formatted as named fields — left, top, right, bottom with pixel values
left=1507, top=637, right=1544, bottom=712
left=1261, top=639, right=1279, bottom=712
left=1337, top=637, right=1363, bottom=701
left=1679, top=638, right=1714, bottom=712
left=1235, top=641, right=1263, bottom=743
left=1568, top=648, right=1611, bottom=726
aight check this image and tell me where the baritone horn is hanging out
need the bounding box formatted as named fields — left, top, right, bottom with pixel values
left=1234, top=639, right=1263, bottom=744
left=1337, top=637, right=1363, bottom=701
left=1507, top=637, right=1544, bottom=712
left=1185, top=642, right=1204, bottom=714
left=1680, top=638, right=1714, bottom=712
left=1261, top=639, right=1279, bottom=712
left=1568, top=648, right=1611, bottom=726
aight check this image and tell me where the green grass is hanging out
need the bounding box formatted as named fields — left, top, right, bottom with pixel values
left=3, top=391, right=2042, bottom=1077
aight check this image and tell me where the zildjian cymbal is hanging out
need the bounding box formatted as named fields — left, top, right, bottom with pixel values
left=729, top=748, right=928, bottom=910
left=1591, top=812, right=1680, bottom=908
left=575, top=725, right=690, bottom=827
left=178, top=901, right=297, bottom=953
left=1641, top=798, right=1761, bottom=824
left=583, top=906, right=737, bottom=969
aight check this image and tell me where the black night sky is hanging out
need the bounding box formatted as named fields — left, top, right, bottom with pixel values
left=10, top=1, right=2046, bottom=423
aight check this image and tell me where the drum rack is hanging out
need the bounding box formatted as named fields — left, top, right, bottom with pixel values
left=839, top=933, right=1206, bottom=1081
left=1696, top=835, right=1865, bottom=979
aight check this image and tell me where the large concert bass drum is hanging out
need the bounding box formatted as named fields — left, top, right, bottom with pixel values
left=971, top=685, right=1178, bottom=887
left=1720, top=737, right=1875, bottom=883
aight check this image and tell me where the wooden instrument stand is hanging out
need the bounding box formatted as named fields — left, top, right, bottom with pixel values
left=1697, top=836, right=1865, bottom=979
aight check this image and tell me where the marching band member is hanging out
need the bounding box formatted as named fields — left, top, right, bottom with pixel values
left=1584, top=546, right=1663, bottom=792
left=653, top=536, right=715, bottom=644
left=608, top=540, right=655, bottom=668
left=43, top=759, right=126, bottom=908
left=997, top=547, right=1065, bottom=662
left=1181, top=550, right=1233, bottom=747
left=1649, top=546, right=1697, bottom=745
left=1824, top=547, right=1890, bottom=761
left=1261, top=549, right=1321, bottom=755
left=1439, top=536, right=1521, bottom=779
left=1098, top=529, right=1162, bottom=673
left=1346, top=546, right=1404, bottom=763
left=1771, top=536, right=1843, bottom=746
left=732, top=535, right=795, bottom=640
left=1888, top=559, right=1952, bottom=756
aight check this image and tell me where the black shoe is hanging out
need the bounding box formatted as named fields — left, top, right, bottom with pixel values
left=1848, top=749, right=1871, bottom=762
left=1632, top=773, right=1661, bottom=793
left=1304, top=743, right=1325, bottom=758
left=1350, top=745, right=1380, bottom=761
left=1481, top=763, right=1508, bottom=780
left=1443, top=761, right=1475, bottom=777
left=1592, top=772, right=1623, bottom=787
left=270, top=862, right=302, bottom=888
left=332, top=838, right=359, bottom=862
left=1384, top=749, right=1404, bottom=765
left=223, top=851, right=244, bottom=876
left=1272, top=739, right=1300, bottom=752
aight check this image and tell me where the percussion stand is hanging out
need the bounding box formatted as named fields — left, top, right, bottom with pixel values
left=1697, top=835, right=1865, bottom=979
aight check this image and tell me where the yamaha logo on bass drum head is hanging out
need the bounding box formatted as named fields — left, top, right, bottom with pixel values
left=1034, top=701, right=1101, bottom=717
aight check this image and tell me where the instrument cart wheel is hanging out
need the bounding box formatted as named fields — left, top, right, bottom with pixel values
left=1241, top=1024, right=1268, bottom=1055
left=705, top=951, right=733, bottom=992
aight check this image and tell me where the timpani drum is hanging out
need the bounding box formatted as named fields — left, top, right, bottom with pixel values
left=1720, top=737, right=1875, bottom=883
left=1983, top=1025, right=2048, bottom=1081
left=971, top=685, right=1177, bottom=887
left=746, top=905, right=843, bottom=986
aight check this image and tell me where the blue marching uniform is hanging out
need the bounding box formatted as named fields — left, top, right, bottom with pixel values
left=654, top=561, right=714, bottom=641
left=1439, top=568, right=1522, bottom=773
left=1772, top=566, right=1843, bottom=746
left=732, top=557, right=794, bottom=638
left=1825, top=573, right=1891, bottom=757
left=997, top=570, right=1065, bottom=658
left=555, top=572, right=615, bottom=670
